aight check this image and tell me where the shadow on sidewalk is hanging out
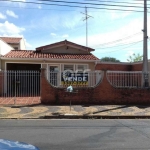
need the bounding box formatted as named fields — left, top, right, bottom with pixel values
left=84, top=105, right=130, bottom=116
left=11, top=103, right=41, bottom=108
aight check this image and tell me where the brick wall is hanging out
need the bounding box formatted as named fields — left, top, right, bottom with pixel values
left=40, top=68, right=56, bottom=104
left=95, top=63, right=132, bottom=71
left=131, top=63, right=143, bottom=71
left=40, top=63, right=150, bottom=105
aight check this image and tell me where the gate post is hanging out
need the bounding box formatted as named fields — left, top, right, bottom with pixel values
left=40, top=68, right=46, bottom=102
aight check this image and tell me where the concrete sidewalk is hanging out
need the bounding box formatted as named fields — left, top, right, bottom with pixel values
left=0, top=104, right=150, bottom=119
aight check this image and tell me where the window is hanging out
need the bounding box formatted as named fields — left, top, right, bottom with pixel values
left=14, top=47, right=18, bottom=50
left=64, top=64, right=74, bottom=71
left=76, top=64, right=88, bottom=73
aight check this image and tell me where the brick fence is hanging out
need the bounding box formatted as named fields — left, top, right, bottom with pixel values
left=40, top=66, right=150, bottom=105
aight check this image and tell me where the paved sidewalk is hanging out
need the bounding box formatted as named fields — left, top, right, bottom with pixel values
left=0, top=97, right=41, bottom=105
left=0, top=104, right=150, bottom=119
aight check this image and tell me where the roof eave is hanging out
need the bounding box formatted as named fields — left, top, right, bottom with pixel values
left=1, top=57, right=99, bottom=62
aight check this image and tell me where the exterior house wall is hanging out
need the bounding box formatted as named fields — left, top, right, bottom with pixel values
left=20, top=38, right=26, bottom=50
left=0, top=40, right=14, bottom=55
left=9, top=43, right=20, bottom=50
left=2, top=60, right=95, bottom=71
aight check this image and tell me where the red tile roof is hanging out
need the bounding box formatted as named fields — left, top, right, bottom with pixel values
left=3, top=50, right=99, bottom=60
left=36, top=40, right=95, bottom=52
left=0, top=37, right=22, bottom=44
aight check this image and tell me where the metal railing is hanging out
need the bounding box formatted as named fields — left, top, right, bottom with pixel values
left=106, top=71, right=143, bottom=88
left=47, top=70, right=103, bottom=88
left=0, top=70, right=40, bottom=97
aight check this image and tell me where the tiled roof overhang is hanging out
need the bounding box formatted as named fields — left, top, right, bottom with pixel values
left=3, top=50, right=99, bottom=61
left=0, top=37, right=22, bottom=44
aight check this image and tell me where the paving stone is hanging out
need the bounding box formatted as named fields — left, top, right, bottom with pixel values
left=72, top=106, right=85, bottom=112
left=45, top=106, right=60, bottom=113
left=19, top=107, right=33, bottom=114
left=134, top=112, right=146, bottom=116
left=121, top=107, right=133, bottom=113
left=0, top=108, right=6, bottom=113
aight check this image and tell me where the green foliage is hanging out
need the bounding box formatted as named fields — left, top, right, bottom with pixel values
left=100, top=57, right=120, bottom=62
left=127, top=53, right=143, bottom=62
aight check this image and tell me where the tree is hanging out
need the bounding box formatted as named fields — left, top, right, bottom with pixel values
left=100, top=57, right=120, bottom=62
left=127, top=53, right=143, bottom=62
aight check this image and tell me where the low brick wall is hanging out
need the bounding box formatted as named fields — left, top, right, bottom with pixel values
left=40, top=68, right=150, bottom=105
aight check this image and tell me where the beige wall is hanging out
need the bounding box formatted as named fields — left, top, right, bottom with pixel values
left=41, top=61, right=95, bottom=72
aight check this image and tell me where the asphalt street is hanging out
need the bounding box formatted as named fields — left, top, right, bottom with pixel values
left=0, top=119, right=150, bottom=150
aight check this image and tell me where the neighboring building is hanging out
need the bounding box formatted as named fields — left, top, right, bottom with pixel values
left=0, top=37, right=26, bottom=55
left=0, top=37, right=26, bottom=50
left=0, top=38, right=14, bottom=56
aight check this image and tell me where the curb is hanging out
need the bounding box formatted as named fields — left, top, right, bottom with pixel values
left=39, top=115, right=150, bottom=119
left=1, top=115, right=150, bottom=119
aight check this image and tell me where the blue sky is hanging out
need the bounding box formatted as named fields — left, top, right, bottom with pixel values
left=0, top=0, right=150, bottom=62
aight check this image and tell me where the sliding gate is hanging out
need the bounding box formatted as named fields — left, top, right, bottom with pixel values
left=0, top=70, right=40, bottom=97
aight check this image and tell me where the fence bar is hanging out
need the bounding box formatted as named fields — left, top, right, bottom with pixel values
left=0, top=70, right=40, bottom=98
left=107, top=71, right=143, bottom=88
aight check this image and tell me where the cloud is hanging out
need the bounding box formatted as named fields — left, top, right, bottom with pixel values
left=125, top=51, right=135, bottom=57
left=24, top=39, right=32, bottom=48
left=50, top=33, right=69, bottom=39
left=87, top=18, right=143, bottom=49
left=110, top=10, right=131, bottom=20
left=38, top=5, right=42, bottom=9
left=6, top=10, right=18, bottom=18
left=0, top=13, right=6, bottom=19
left=62, top=34, right=69, bottom=38
left=0, top=21, right=25, bottom=36
left=50, top=33, right=57, bottom=36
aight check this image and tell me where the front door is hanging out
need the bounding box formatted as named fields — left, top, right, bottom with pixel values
left=49, top=65, right=59, bottom=86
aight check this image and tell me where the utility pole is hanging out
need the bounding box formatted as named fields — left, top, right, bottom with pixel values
left=142, top=0, right=149, bottom=87
left=81, top=7, right=93, bottom=47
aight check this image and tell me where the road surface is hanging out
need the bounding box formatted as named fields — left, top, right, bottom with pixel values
left=0, top=119, right=150, bottom=150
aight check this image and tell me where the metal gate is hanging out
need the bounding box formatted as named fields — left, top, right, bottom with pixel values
left=0, top=70, right=40, bottom=97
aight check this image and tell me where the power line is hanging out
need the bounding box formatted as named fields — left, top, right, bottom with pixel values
left=94, top=39, right=143, bottom=50
left=0, top=0, right=146, bottom=12
left=38, top=0, right=145, bottom=9
left=92, top=32, right=142, bottom=47
left=97, top=40, right=143, bottom=54
left=83, top=0, right=146, bottom=6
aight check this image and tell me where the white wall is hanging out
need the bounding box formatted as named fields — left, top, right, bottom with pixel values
left=20, top=38, right=26, bottom=50
left=0, top=39, right=14, bottom=55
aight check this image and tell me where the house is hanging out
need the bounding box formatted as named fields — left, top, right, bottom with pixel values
left=1, top=37, right=150, bottom=105
left=0, top=37, right=26, bottom=51
left=1, top=39, right=99, bottom=71
left=0, top=39, right=100, bottom=97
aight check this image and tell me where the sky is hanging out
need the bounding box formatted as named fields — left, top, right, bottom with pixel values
left=0, top=0, right=150, bottom=62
